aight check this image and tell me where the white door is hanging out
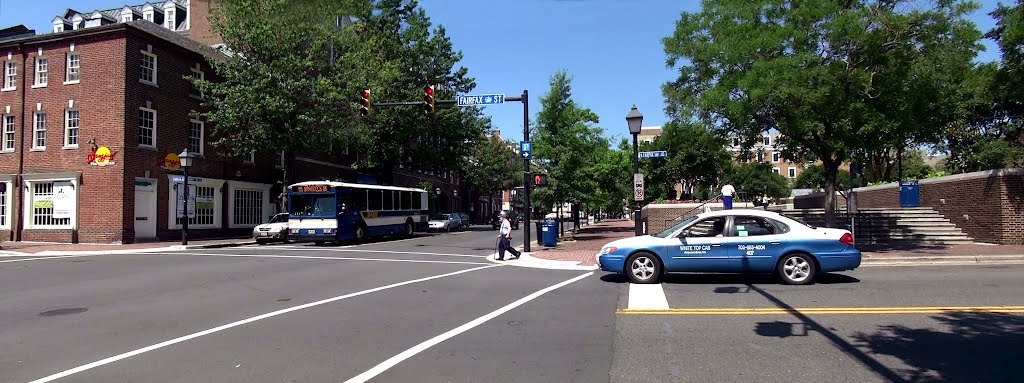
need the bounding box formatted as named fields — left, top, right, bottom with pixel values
left=134, top=179, right=157, bottom=240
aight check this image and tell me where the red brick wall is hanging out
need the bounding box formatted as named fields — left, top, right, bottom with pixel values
left=188, top=0, right=224, bottom=47
left=1004, top=174, right=1024, bottom=244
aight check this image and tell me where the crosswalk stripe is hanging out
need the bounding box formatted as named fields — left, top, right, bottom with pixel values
left=627, top=283, right=669, bottom=310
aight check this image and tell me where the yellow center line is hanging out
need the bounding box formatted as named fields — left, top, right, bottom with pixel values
left=618, top=305, right=1024, bottom=315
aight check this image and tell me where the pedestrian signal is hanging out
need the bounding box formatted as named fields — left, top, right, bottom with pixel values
left=533, top=173, right=548, bottom=186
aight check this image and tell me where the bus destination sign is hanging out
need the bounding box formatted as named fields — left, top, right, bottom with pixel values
left=294, top=185, right=332, bottom=193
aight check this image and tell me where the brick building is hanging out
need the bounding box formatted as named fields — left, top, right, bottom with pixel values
left=728, top=133, right=807, bottom=180
left=0, top=1, right=463, bottom=244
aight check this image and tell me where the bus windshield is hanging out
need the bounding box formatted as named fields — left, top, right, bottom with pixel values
left=290, top=194, right=336, bottom=217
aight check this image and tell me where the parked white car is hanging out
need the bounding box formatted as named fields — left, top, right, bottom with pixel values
left=253, top=213, right=290, bottom=244
left=428, top=213, right=462, bottom=232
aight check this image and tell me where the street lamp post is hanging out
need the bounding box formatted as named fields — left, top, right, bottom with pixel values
left=435, top=187, right=441, bottom=212
left=178, top=148, right=195, bottom=246
left=626, top=105, right=644, bottom=236
left=453, top=189, right=458, bottom=211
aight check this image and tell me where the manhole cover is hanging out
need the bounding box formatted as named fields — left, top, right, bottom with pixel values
left=39, top=307, right=88, bottom=317
left=507, top=321, right=523, bottom=326
left=276, top=298, right=291, bottom=302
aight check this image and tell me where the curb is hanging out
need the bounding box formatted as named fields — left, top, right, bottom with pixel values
left=485, top=245, right=598, bottom=271
left=861, top=254, right=1024, bottom=266
left=8, top=241, right=256, bottom=257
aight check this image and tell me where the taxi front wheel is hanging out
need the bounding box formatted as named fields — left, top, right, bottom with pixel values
left=778, top=253, right=816, bottom=285
left=625, top=252, right=661, bottom=284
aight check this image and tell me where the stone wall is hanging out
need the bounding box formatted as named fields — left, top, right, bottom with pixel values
left=641, top=202, right=756, bottom=234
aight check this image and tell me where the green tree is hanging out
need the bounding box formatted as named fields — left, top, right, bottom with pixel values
left=591, top=138, right=632, bottom=214
left=793, top=165, right=850, bottom=191
left=642, top=122, right=731, bottom=200
left=462, top=133, right=520, bottom=213
left=727, top=163, right=791, bottom=204
left=532, top=70, right=606, bottom=213
left=195, top=0, right=487, bottom=183
left=663, top=0, right=982, bottom=226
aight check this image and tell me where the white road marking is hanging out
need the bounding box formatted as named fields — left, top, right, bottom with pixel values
left=0, top=254, right=104, bottom=263
left=343, top=271, right=594, bottom=383
left=204, top=246, right=490, bottom=258
left=27, top=264, right=500, bottom=383
left=165, top=252, right=494, bottom=265
left=627, top=283, right=670, bottom=310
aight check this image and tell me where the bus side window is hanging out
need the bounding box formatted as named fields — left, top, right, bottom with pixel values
left=401, top=191, right=412, bottom=211
left=352, top=188, right=368, bottom=212
left=382, top=190, right=393, bottom=210
left=337, top=191, right=350, bottom=214
left=412, top=192, right=422, bottom=210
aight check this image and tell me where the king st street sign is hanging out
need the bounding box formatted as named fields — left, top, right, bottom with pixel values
left=638, top=151, right=668, bottom=158
left=456, top=94, right=505, bottom=106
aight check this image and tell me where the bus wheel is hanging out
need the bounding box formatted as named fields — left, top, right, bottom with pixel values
left=404, top=221, right=415, bottom=237
left=356, top=224, right=368, bottom=242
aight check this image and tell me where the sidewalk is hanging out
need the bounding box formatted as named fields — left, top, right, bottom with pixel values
left=0, top=237, right=254, bottom=256
left=517, top=219, right=1024, bottom=268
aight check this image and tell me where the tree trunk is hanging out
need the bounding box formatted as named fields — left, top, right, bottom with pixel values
left=823, top=159, right=840, bottom=228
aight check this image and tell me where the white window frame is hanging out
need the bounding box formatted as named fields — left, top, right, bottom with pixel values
left=166, top=175, right=222, bottom=230
left=140, top=50, right=157, bottom=86
left=65, top=52, right=80, bottom=84
left=756, top=151, right=764, bottom=163
left=1, top=115, right=14, bottom=152
left=143, top=11, right=154, bottom=22
left=0, top=180, right=11, bottom=229
left=23, top=178, right=78, bottom=230
left=772, top=167, right=780, bottom=175
left=32, top=112, right=46, bottom=150
left=165, top=8, right=176, bottom=29
left=3, top=61, right=16, bottom=91
left=189, top=67, right=204, bottom=99
left=772, top=152, right=780, bottom=163
left=189, top=119, right=204, bottom=155
left=64, top=109, right=79, bottom=149
left=33, top=56, right=48, bottom=88
left=763, top=136, right=771, bottom=146
left=275, top=151, right=285, bottom=168
left=138, top=107, right=156, bottom=149
left=54, top=24, right=64, bottom=33
left=228, top=181, right=272, bottom=228
left=243, top=151, right=255, bottom=164
left=788, top=167, right=797, bottom=179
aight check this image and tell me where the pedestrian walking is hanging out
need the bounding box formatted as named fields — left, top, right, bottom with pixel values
left=721, top=181, right=735, bottom=210
left=496, top=211, right=520, bottom=261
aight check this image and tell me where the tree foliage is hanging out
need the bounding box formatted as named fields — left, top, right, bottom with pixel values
left=641, top=122, right=732, bottom=200
left=532, top=70, right=606, bottom=211
left=793, top=164, right=850, bottom=191
left=462, top=133, right=520, bottom=199
left=727, top=162, right=791, bottom=203
left=195, top=0, right=487, bottom=179
left=663, top=0, right=982, bottom=225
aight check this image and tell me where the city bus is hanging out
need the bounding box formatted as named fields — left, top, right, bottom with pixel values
left=287, top=181, right=429, bottom=244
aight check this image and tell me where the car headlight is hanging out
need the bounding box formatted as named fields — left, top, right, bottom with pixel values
left=599, top=246, right=617, bottom=255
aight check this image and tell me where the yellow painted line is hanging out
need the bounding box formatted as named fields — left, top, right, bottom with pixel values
left=618, top=305, right=1024, bottom=315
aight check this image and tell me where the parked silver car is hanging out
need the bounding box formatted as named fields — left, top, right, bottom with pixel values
left=253, top=213, right=289, bottom=244
left=427, top=213, right=463, bottom=231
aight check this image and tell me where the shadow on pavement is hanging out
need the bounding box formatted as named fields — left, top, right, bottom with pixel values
left=852, top=312, right=1024, bottom=382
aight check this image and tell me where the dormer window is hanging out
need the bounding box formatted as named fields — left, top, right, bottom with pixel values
left=71, top=15, right=84, bottom=30
left=165, top=9, right=176, bottom=29
left=143, top=11, right=153, bottom=21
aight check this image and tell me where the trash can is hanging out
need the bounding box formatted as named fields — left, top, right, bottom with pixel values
left=899, top=181, right=920, bottom=208
left=541, top=220, right=558, bottom=247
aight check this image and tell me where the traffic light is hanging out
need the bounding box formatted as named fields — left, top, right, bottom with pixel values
left=532, top=173, right=548, bottom=186
left=423, top=85, right=435, bottom=115
left=359, top=89, right=371, bottom=116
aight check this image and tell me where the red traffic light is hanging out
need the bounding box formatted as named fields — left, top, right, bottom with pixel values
left=360, top=89, right=370, bottom=99
left=359, top=89, right=371, bottom=116
left=424, top=85, right=434, bottom=96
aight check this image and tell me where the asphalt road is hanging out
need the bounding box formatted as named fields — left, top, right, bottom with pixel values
left=1, top=227, right=1021, bottom=383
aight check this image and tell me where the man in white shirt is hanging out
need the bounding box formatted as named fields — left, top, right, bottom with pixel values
left=496, top=211, right=520, bottom=261
left=721, top=182, right=735, bottom=210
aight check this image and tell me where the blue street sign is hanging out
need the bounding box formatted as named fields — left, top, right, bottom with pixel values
left=457, top=94, right=505, bottom=106
left=520, top=141, right=532, bottom=159
left=638, top=151, right=668, bottom=158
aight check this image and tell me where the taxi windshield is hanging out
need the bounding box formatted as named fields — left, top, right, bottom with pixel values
left=653, top=215, right=701, bottom=238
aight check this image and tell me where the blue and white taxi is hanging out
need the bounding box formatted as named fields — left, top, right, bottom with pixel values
left=597, top=210, right=861, bottom=285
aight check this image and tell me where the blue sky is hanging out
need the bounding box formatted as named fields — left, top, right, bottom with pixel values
left=1, top=0, right=1008, bottom=143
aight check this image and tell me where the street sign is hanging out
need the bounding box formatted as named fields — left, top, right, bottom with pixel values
left=520, top=141, right=532, bottom=159
left=176, top=184, right=197, bottom=219
left=633, top=173, right=644, bottom=201
left=456, top=94, right=505, bottom=106
left=638, top=151, right=668, bottom=158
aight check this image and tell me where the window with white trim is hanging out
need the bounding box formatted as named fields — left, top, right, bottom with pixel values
left=275, top=151, right=285, bottom=168
left=189, top=120, right=203, bottom=155
left=756, top=151, right=764, bottom=163
left=65, top=53, right=80, bottom=83
left=144, top=12, right=153, bottom=21
left=33, top=112, right=46, bottom=149
left=772, top=167, right=780, bottom=175
left=54, top=24, right=64, bottom=33
left=34, top=57, right=48, bottom=86
left=232, top=189, right=264, bottom=226
left=788, top=167, right=797, bottom=179
left=165, top=9, right=176, bottom=29
left=2, top=115, right=14, bottom=151
left=121, top=13, right=133, bottom=22
left=0, top=181, right=8, bottom=228
left=3, top=62, right=15, bottom=89
left=140, top=50, right=157, bottom=85
left=763, top=136, right=771, bottom=146
left=189, top=67, right=204, bottom=98
left=176, top=185, right=215, bottom=226
left=772, top=152, right=780, bottom=163
left=243, top=151, right=254, bottom=164
left=30, top=181, right=73, bottom=228
left=65, top=109, right=79, bottom=147
left=138, top=107, right=155, bottom=148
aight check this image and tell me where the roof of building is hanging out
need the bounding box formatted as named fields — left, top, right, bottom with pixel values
left=0, top=20, right=224, bottom=62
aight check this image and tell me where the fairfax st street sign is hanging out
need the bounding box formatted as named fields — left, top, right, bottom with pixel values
left=456, top=94, right=505, bottom=106
left=638, top=151, right=668, bottom=158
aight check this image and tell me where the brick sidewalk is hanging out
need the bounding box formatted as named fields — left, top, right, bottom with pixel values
left=526, top=219, right=1024, bottom=266
left=0, top=237, right=254, bottom=254
left=528, top=219, right=636, bottom=266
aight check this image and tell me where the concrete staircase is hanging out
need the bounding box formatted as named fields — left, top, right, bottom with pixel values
left=770, top=207, right=975, bottom=245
